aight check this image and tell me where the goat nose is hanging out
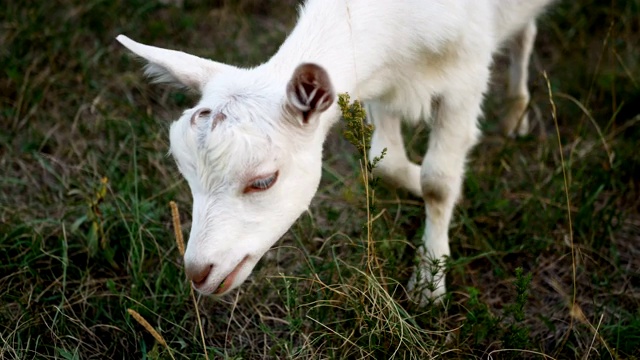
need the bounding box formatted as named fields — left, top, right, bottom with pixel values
left=185, top=263, right=213, bottom=287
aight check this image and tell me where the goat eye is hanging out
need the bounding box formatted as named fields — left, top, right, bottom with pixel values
left=244, top=171, right=278, bottom=193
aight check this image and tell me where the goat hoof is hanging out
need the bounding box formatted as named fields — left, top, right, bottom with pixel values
left=407, top=268, right=446, bottom=307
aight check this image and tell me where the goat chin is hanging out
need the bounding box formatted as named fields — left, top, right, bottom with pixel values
left=117, top=0, right=554, bottom=306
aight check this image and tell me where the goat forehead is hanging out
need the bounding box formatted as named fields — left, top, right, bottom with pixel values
left=206, top=122, right=275, bottom=166
left=169, top=76, right=287, bottom=187
left=170, top=104, right=283, bottom=182
left=204, top=96, right=282, bottom=149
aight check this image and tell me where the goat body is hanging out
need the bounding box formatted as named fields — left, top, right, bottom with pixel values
left=118, top=0, right=553, bottom=304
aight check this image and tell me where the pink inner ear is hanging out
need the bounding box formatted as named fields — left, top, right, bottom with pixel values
left=287, top=63, right=335, bottom=123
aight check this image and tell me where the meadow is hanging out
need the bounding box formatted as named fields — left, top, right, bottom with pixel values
left=1, top=0, right=639, bottom=358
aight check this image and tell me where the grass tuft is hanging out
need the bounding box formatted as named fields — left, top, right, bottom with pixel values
left=169, top=200, right=209, bottom=360
left=127, top=308, right=175, bottom=360
left=169, top=201, right=185, bottom=257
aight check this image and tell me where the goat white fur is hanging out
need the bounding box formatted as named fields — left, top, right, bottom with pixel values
left=118, top=0, right=553, bottom=305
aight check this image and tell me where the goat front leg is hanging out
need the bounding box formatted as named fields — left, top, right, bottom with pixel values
left=501, top=20, right=537, bottom=137
left=408, top=92, right=481, bottom=305
left=367, top=102, right=422, bottom=197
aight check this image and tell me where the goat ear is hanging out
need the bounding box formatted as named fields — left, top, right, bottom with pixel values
left=286, top=63, right=335, bottom=124
left=116, top=35, right=233, bottom=93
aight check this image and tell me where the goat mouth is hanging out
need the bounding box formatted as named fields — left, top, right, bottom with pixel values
left=214, top=256, right=249, bottom=295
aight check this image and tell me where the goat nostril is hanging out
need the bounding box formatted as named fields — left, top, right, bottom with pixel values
left=187, top=264, right=213, bottom=286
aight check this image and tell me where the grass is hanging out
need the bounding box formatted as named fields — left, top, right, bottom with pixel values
left=1, top=0, right=639, bottom=358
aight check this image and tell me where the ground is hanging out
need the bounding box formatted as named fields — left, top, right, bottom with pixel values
left=1, top=0, right=639, bottom=358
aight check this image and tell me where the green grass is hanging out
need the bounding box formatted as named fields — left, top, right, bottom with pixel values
left=2, top=0, right=639, bottom=358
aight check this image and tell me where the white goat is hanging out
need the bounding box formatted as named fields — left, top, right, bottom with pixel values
left=118, top=0, right=553, bottom=305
